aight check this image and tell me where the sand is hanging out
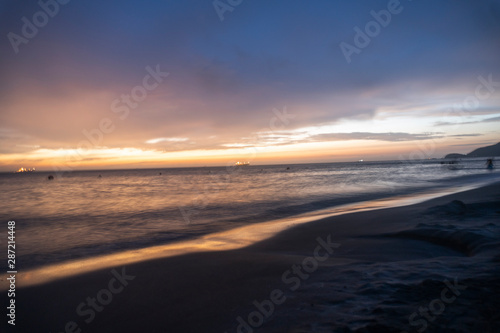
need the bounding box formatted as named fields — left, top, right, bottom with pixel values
left=10, top=182, right=500, bottom=332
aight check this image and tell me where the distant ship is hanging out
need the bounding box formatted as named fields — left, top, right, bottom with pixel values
left=16, top=167, right=36, bottom=173
left=234, top=161, right=250, bottom=166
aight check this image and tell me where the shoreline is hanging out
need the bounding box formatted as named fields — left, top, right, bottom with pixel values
left=1, top=179, right=497, bottom=291
left=9, top=180, right=500, bottom=332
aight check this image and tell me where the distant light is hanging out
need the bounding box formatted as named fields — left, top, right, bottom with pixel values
left=16, top=167, right=35, bottom=173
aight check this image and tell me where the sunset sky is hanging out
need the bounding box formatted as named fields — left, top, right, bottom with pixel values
left=1, top=0, right=499, bottom=171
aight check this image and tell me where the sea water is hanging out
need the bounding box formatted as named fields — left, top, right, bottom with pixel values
left=0, top=158, right=498, bottom=270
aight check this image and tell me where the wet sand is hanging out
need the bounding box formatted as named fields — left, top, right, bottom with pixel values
left=12, top=182, right=500, bottom=332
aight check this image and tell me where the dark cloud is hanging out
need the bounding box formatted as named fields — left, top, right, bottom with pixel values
left=448, top=134, right=483, bottom=137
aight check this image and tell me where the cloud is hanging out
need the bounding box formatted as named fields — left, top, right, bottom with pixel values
left=447, top=134, right=483, bottom=137
left=310, top=132, right=444, bottom=142
left=214, top=131, right=444, bottom=149
left=435, top=115, right=500, bottom=126
left=448, top=141, right=498, bottom=147
left=0, top=0, right=499, bottom=168
left=145, top=137, right=189, bottom=144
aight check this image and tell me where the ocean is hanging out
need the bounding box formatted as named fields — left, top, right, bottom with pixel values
left=1, top=158, right=499, bottom=271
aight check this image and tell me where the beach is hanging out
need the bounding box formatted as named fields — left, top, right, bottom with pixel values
left=9, top=180, right=500, bottom=332
left=3, top=1, right=500, bottom=331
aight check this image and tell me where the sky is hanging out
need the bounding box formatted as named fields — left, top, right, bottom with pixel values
left=0, top=0, right=499, bottom=171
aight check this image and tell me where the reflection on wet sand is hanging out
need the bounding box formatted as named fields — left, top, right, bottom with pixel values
left=0, top=183, right=485, bottom=290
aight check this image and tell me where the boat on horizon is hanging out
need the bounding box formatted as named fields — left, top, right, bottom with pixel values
left=234, top=161, right=250, bottom=166
left=16, top=167, right=36, bottom=173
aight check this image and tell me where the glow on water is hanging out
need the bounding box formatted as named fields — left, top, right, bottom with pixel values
left=0, top=180, right=492, bottom=290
